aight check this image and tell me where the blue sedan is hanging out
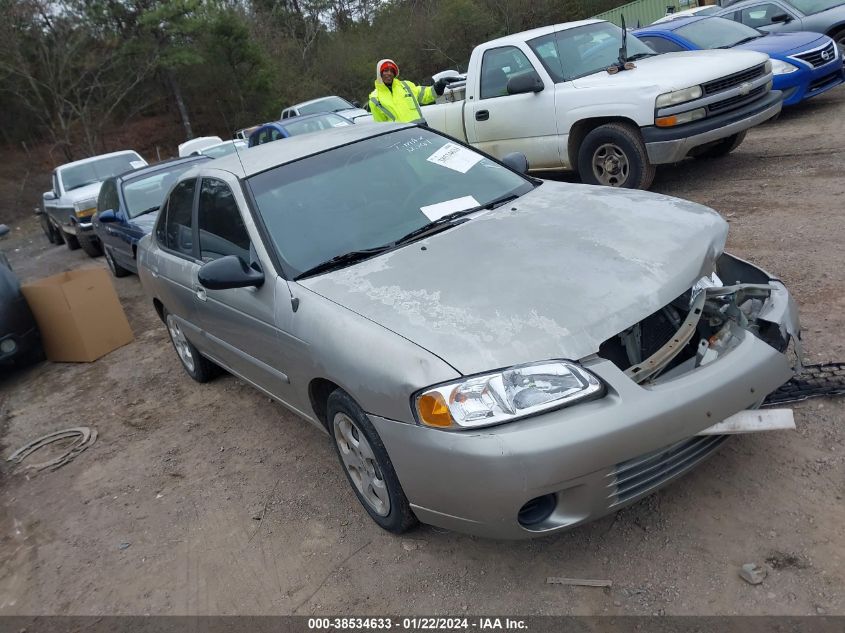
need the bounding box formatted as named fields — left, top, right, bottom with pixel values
left=635, top=16, right=844, bottom=106
left=93, top=156, right=210, bottom=277
left=247, top=112, right=353, bottom=147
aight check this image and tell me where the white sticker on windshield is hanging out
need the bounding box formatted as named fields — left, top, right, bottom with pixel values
left=426, top=143, right=483, bottom=174
left=129, top=160, right=146, bottom=169
left=420, top=195, right=479, bottom=221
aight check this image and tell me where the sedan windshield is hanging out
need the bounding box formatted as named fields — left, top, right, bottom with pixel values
left=123, top=162, right=201, bottom=218
left=675, top=17, right=762, bottom=48
left=787, top=0, right=844, bottom=14
left=60, top=154, right=143, bottom=192
left=248, top=128, right=534, bottom=277
left=283, top=113, right=352, bottom=137
left=297, top=96, right=354, bottom=115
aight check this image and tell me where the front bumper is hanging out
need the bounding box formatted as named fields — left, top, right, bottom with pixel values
left=643, top=90, right=783, bottom=164
left=370, top=270, right=800, bottom=539
left=776, top=62, right=845, bottom=106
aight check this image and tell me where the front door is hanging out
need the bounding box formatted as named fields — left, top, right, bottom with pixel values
left=466, top=45, right=561, bottom=169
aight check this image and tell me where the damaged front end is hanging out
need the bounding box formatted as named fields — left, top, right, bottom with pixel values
left=599, top=253, right=802, bottom=386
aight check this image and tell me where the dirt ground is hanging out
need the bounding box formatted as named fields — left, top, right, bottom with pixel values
left=1, top=90, right=844, bottom=617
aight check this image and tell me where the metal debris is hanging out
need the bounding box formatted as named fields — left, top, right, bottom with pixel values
left=545, top=577, right=612, bottom=588
left=6, top=427, right=97, bottom=472
left=739, top=563, right=767, bottom=585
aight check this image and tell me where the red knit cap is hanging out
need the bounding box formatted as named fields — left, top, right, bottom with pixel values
left=380, top=60, right=399, bottom=76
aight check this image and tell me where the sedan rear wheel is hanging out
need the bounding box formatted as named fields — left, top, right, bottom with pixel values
left=327, top=390, right=417, bottom=533
left=164, top=310, right=219, bottom=383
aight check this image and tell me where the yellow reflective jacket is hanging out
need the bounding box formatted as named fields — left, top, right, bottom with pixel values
left=368, top=79, right=436, bottom=123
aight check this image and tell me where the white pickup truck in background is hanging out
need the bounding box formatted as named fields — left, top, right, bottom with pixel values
left=40, top=150, right=146, bottom=254
left=423, top=19, right=783, bottom=189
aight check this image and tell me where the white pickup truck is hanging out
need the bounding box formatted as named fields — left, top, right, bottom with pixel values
left=423, top=19, right=783, bottom=189
left=40, top=150, right=146, bottom=255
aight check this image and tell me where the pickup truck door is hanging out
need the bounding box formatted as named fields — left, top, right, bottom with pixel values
left=465, top=44, right=561, bottom=169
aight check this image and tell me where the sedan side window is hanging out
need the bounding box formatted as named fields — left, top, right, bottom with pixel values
left=637, top=36, right=686, bottom=53
left=97, top=179, right=119, bottom=213
left=480, top=46, right=538, bottom=99
left=164, top=179, right=196, bottom=257
left=740, top=3, right=787, bottom=27
left=197, top=178, right=251, bottom=262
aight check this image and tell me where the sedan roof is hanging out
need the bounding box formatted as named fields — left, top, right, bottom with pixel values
left=215, top=122, right=413, bottom=178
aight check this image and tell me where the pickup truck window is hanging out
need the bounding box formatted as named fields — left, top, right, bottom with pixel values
left=537, top=23, right=656, bottom=82
left=528, top=34, right=565, bottom=82
left=198, top=178, right=250, bottom=262
left=60, top=154, right=141, bottom=192
left=480, top=46, right=538, bottom=99
left=163, top=179, right=196, bottom=258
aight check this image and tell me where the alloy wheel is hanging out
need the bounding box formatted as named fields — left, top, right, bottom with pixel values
left=592, top=143, right=630, bottom=187
left=166, top=314, right=195, bottom=373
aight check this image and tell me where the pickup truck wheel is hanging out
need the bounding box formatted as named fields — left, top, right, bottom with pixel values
left=104, top=247, right=130, bottom=278
left=164, top=310, right=220, bottom=383
left=79, top=234, right=103, bottom=257
left=327, top=389, right=418, bottom=534
left=578, top=123, right=655, bottom=190
left=63, top=230, right=80, bottom=251
left=51, top=221, right=65, bottom=245
left=693, top=131, right=746, bottom=159
left=39, top=214, right=58, bottom=244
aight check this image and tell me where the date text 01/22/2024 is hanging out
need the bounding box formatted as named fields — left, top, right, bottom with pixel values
left=307, top=617, right=529, bottom=630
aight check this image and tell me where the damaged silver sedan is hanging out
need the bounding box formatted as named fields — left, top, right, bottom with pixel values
left=137, top=123, right=801, bottom=539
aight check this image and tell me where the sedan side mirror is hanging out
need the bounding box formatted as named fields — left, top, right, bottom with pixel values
left=199, top=255, right=264, bottom=290
left=507, top=72, right=544, bottom=95
left=351, top=100, right=362, bottom=108
left=770, top=13, right=792, bottom=23
left=97, top=209, right=117, bottom=223
left=502, top=152, right=530, bottom=174
left=0, top=224, right=9, bottom=238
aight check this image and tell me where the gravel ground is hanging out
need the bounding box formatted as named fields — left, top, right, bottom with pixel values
left=0, top=90, right=843, bottom=616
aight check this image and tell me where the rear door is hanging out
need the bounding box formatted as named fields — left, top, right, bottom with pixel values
left=151, top=177, right=202, bottom=336
left=465, top=44, right=561, bottom=168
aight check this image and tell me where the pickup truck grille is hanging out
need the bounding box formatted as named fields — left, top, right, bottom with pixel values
left=708, top=85, right=766, bottom=114
left=702, top=64, right=766, bottom=95
left=791, top=42, right=836, bottom=68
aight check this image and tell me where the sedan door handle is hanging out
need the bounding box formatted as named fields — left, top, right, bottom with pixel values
left=195, top=286, right=207, bottom=302
left=475, top=110, right=490, bottom=121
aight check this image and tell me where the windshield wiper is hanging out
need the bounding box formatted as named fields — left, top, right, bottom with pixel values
left=392, top=193, right=520, bottom=247
left=718, top=36, right=761, bottom=48
left=627, top=52, right=658, bottom=60
left=134, top=205, right=160, bottom=217
left=295, top=246, right=392, bottom=279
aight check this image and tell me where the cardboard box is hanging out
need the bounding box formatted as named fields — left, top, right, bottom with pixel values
left=21, top=268, right=134, bottom=362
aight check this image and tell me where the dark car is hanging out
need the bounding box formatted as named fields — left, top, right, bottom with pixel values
left=0, top=225, right=42, bottom=367
left=247, top=112, right=353, bottom=148
left=93, top=156, right=210, bottom=278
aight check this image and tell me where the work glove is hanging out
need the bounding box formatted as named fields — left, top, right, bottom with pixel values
left=433, top=76, right=460, bottom=96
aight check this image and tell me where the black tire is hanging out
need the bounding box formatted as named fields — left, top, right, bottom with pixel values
left=830, top=28, right=845, bottom=52
left=577, top=122, right=656, bottom=190
left=327, top=389, right=418, bottom=534
left=693, top=131, right=746, bottom=159
left=79, top=233, right=104, bottom=257
left=163, top=308, right=220, bottom=383
left=63, top=230, right=80, bottom=250
left=103, top=246, right=131, bottom=278
left=51, top=221, right=65, bottom=245
left=39, top=214, right=58, bottom=244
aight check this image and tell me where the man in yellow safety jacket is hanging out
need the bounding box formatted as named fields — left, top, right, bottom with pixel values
left=368, top=59, right=456, bottom=123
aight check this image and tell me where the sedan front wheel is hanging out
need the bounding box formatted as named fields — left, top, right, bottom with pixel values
left=327, top=389, right=417, bottom=534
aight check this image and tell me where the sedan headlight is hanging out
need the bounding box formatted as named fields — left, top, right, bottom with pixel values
left=655, top=85, right=703, bottom=108
left=414, top=361, right=604, bottom=430
left=771, top=59, right=799, bottom=74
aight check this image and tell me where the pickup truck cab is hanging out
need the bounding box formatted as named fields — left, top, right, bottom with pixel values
left=41, top=150, right=147, bottom=253
left=423, top=19, right=783, bottom=189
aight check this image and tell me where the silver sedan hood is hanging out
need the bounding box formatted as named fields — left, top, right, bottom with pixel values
left=300, top=182, right=728, bottom=375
